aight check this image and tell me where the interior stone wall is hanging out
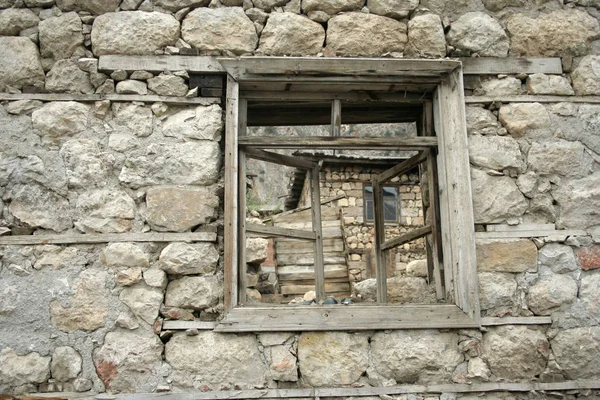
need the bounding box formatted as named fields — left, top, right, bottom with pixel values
left=0, top=0, right=599, bottom=397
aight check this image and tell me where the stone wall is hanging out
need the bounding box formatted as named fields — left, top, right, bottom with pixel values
left=0, top=0, right=600, bottom=397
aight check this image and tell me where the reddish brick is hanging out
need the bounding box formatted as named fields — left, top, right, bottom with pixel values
left=576, top=245, right=600, bottom=270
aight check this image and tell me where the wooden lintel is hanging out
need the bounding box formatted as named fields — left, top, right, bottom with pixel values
left=381, top=225, right=433, bottom=251
left=0, top=92, right=220, bottom=105
left=375, top=150, right=429, bottom=184
left=459, top=57, right=562, bottom=75
left=241, top=90, right=431, bottom=102
left=246, top=223, right=316, bottom=240
left=244, top=148, right=316, bottom=169
left=481, top=316, right=552, bottom=326
left=98, top=55, right=225, bottom=73
left=0, top=232, right=216, bottom=246
left=475, top=230, right=587, bottom=239
left=465, top=95, right=600, bottom=104
left=238, top=136, right=438, bottom=150
left=162, top=320, right=216, bottom=330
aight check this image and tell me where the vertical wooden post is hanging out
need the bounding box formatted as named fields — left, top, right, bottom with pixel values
left=238, top=98, right=248, bottom=305
left=224, top=74, right=239, bottom=311
left=331, top=99, right=341, bottom=136
left=310, top=165, right=325, bottom=301
left=372, top=179, right=387, bottom=304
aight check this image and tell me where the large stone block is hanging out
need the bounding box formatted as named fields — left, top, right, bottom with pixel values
left=8, top=184, right=73, bottom=232
left=577, top=246, right=600, bottom=271
left=371, top=330, right=462, bottom=383
left=101, top=242, right=149, bottom=268
left=553, top=172, right=600, bottom=230
left=51, top=346, right=82, bottom=382
left=539, top=244, right=579, bottom=274
left=92, top=11, right=180, bottom=56
left=572, top=55, right=600, bottom=95
left=528, top=140, right=591, bottom=178
left=551, top=326, right=600, bottom=379
left=182, top=8, right=257, bottom=55
left=468, top=135, right=525, bottom=172
left=404, top=13, right=446, bottom=58
left=0, top=37, right=45, bottom=91
left=0, top=348, right=50, bottom=388
left=75, top=189, right=136, bottom=233
left=527, top=273, right=578, bottom=316
left=56, top=0, right=121, bottom=14
left=526, top=73, right=574, bottom=96
left=45, top=59, right=94, bottom=94
left=32, top=101, right=89, bottom=138
left=39, top=12, right=84, bottom=60
left=246, top=237, right=268, bottom=264
left=119, top=284, right=163, bottom=325
left=498, top=103, right=551, bottom=137
left=446, top=12, right=509, bottom=57
left=476, top=239, right=537, bottom=273
left=60, top=139, right=112, bottom=188
left=298, top=332, right=369, bottom=386
left=147, top=75, right=188, bottom=97
left=146, top=186, right=219, bottom=232
left=482, top=325, right=548, bottom=379
left=165, top=331, right=268, bottom=389
left=478, top=271, right=517, bottom=312
left=368, top=0, right=418, bottom=19
left=162, top=105, right=222, bottom=141
left=111, top=103, right=153, bottom=138
left=466, top=106, right=498, bottom=136
left=258, top=12, right=324, bottom=56
left=165, top=275, right=221, bottom=310
left=158, top=242, right=219, bottom=275
left=470, top=168, right=528, bottom=224
left=302, top=0, right=364, bottom=14
left=481, top=77, right=522, bottom=96
left=268, top=345, right=298, bottom=382
left=352, top=276, right=436, bottom=303
left=0, top=8, right=39, bottom=36
left=326, top=13, right=407, bottom=57
left=507, top=10, right=600, bottom=57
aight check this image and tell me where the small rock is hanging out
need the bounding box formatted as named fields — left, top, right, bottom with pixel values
left=446, top=12, right=509, bottom=57
left=110, top=70, right=128, bottom=81
left=116, top=80, right=148, bottom=95
left=101, top=242, right=149, bottom=268
left=51, top=346, right=82, bottom=382
left=130, top=70, right=153, bottom=80
left=147, top=74, right=188, bottom=97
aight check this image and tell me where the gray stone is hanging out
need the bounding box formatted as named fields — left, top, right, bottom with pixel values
left=6, top=99, right=43, bottom=115
left=34, top=246, right=83, bottom=270
left=115, top=309, right=140, bottom=330
left=482, top=0, right=524, bottom=10
left=0, top=37, right=45, bottom=91
left=92, top=328, right=163, bottom=392
left=39, top=12, right=83, bottom=60
left=468, top=135, right=525, bottom=172
left=572, top=55, right=600, bottom=96
left=111, top=102, right=153, bottom=137
left=165, top=275, right=221, bottom=310
left=466, top=106, right=498, bottom=136
left=258, top=332, right=294, bottom=346
left=0, top=348, right=50, bottom=388
left=353, top=276, right=435, bottom=303
left=182, top=8, right=257, bottom=55
left=302, top=0, right=364, bottom=14
left=45, top=59, right=93, bottom=94
left=553, top=172, right=600, bottom=230
left=111, top=70, right=129, bottom=81
left=406, top=259, right=427, bottom=277
left=551, top=326, right=600, bottom=380
left=467, top=357, right=491, bottom=381
left=144, top=268, right=168, bottom=289
left=119, top=284, right=163, bottom=324
left=481, top=77, right=522, bottom=96
left=298, top=332, right=368, bottom=386
left=0, top=8, right=39, bottom=36
left=446, top=12, right=509, bottom=57
left=115, top=267, right=143, bottom=286
left=246, top=237, right=268, bottom=264
left=153, top=0, right=210, bottom=11
left=470, top=168, right=528, bottom=224
left=162, top=105, right=222, bottom=141
left=307, top=10, right=329, bottom=23
left=75, top=189, right=136, bottom=233
left=59, top=139, right=112, bottom=188
left=159, top=242, right=219, bottom=275
left=245, top=8, right=268, bottom=24
left=528, top=273, right=578, bottom=315
left=528, top=140, right=591, bottom=177
left=258, top=12, right=324, bottom=56
left=119, top=141, right=221, bottom=188
left=516, top=171, right=538, bottom=198
left=56, top=0, right=121, bottom=14
left=32, top=101, right=89, bottom=137
left=478, top=271, right=516, bottom=311
left=268, top=345, right=298, bottom=382
left=568, top=104, right=600, bottom=154
left=404, top=13, right=446, bottom=58
left=9, top=184, right=72, bottom=232
left=498, top=102, right=551, bottom=137
left=507, top=10, right=600, bottom=57
left=326, top=12, right=407, bottom=57
left=108, top=133, right=138, bottom=153
left=146, top=186, right=219, bottom=232
left=73, top=377, right=93, bottom=392
left=579, top=272, right=600, bottom=322
left=476, top=239, right=537, bottom=273
left=371, top=330, right=462, bottom=383
left=147, top=75, right=188, bottom=97
left=116, top=80, right=148, bottom=95
left=92, top=11, right=180, bottom=56
left=95, top=79, right=115, bottom=94
left=481, top=325, right=548, bottom=379
left=252, top=0, right=287, bottom=9
left=51, top=346, right=82, bottom=382
left=368, top=0, right=418, bottom=19
left=526, top=73, right=574, bottom=95
left=130, top=70, right=153, bottom=80
left=101, top=242, right=149, bottom=268
left=539, top=244, right=579, bottom=274
left=165, top=331, right=268, bottom=389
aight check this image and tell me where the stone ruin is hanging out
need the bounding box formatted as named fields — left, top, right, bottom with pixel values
left=0, top=0, right=599, bottom=399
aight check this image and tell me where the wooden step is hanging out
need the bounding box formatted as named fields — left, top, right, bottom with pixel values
left=275, top=242, right=345, bottom=254
left=274, top=219, right=341, bottom=230
left=280, top=282, right=351, bottom=295
left=278, top=264, right=348, bottom=281
left=277, top=253, right=346, bottom=266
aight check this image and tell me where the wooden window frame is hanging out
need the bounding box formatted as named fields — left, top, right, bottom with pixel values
left=217, top=57, right=480, bottom=332
left=364, top=184, right=400, bottom=223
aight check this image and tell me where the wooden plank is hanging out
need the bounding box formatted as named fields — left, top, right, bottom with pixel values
left=372, top=180, right=387, bottom=304
left=280, top=282, right=350, bottom=295
left=242, top=90, right=431, bottom=102
left=331, top=99, right=341, bottom=137
left=475, top=230, right=586, bottom=239
left=245, top=148, right=316, bottom=169
left=216, top=304, right=477, bottom=332
left=263, top=194, right=345, bottom=223
left=281, top=277, right=350, bottom=286
left=459, top=57, right=562, bottom=75
left=311, top=165, right=326, bottom=302
left=162, top=320, right=216, bottom=330
left=238, top=99, right=248, bottom=306
left=277, top=254, right=346, bottom=266
left=276, top=241, right=344, bottom=254
left=375, top=150, right=428, bottom=184
left=274, top=219, right=341, bottom=230
left=487, top=223, right=556, bottom=232
left=239, top=136, right=438, bottom=150
left=0, top=92, right=220, bottom=105
left=427, top=150, right=444, bottom=300
left=223, top=74, right=239, bottom=312
left=247, top=223, right=316, bottom=240
left=273, top=206, right=340, bottom=223
left=465, top=95, right=600, bottom=104
left=98, top=55, right=225, bottom=73
left=278, top=265, right=349, bottom=281
left=381, top=225, right=432, bottom=251
left=481, top=316, right=552, bottom=326
left=0, top=232, right=216, bottom=245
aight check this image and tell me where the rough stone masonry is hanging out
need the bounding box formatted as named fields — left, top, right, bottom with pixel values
left=0, top=0, right=600, bottom=398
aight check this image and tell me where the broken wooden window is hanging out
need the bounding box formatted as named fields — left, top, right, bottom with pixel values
left=218, top=58, right=480, bottom=331
left=364, top=185, right=398, bottom=222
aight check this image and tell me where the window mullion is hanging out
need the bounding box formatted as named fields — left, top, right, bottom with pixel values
left=310, top=164, right=326, bottom=302
left=372, top=179, right=387, bottom=304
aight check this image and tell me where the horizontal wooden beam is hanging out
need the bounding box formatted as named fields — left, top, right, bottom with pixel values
left=381, top=225, right=432, bottom=251
left=0, top=92, right=220, bottom=105
left=246, top=223, right=316, bottom=240
left=99, top=54, right=225, bottom=73
left=244, top=148, right=317, bottom=169
left=481, top=316, right=552, bottom=326
left=0, top=232, right=217, bottom=245
left=162, top=320, right=216, bottom=330
left=216, top=304, right=477, bottom=332
left=465, top=95, right=600, bottom=104
left=459, top=57, right=562, bottom=75
left=239, top=136, right=438, bottom=150
left=241, top=90, right=431, bottom=102
left=486, top=223, right=556, bottom=232
left=475, top=229, right=586, bottom=239
left=375, top=150, right=428, bottom=184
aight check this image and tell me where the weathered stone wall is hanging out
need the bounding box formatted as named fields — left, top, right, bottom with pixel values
left=1, top=0, right=600, bottom=397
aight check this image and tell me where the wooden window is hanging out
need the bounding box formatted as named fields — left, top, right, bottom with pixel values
left=217, top=58, right=480, bottom=332
left=364, top=185, right=398, bottom=222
